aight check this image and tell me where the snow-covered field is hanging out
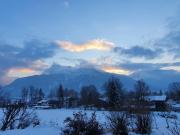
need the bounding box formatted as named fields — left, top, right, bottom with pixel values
left=0, top=109, right=179, bottom=135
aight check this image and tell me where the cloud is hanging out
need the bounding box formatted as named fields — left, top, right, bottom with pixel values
left=6, top=68, right=41, bottom=78
left=101, top=66, right=131, bottom=75
left=154, top=12, right=180, bottom=58
left=156, top=30, right=180, bottom=58
left=114, top=46, right=162, bottom=59
left=63, top=57, right=132, bottom=75
left=0, top=40, right=58, bottom=85
left=17, top=40, right=58, bottom=60
left=119, top=62, right=164, bottom=71
left=119, top=62, right=180, bottom=72
left=161, top=66, right=180, bottom=72
left=55, top=39, right=114, bottom=52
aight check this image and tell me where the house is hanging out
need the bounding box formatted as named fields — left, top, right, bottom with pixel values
left=64, top=96, right=79, bottom=108
left=33, top=99, right=51, bottom=109
left=168, top=100, right=180, bottom=112
left=145, top=95, right=167, bottom=111
left=37, top=99, right=49, bottom=106
left=48, top=99, right=60, bottom=108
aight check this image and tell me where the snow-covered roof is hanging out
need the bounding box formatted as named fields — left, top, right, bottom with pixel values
left=37, top=99, right=48, bottom=104
left=145, top=95, right=167, bottom=101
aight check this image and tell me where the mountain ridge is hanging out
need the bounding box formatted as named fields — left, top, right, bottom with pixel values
left=2, top=66, right=135, bottom=98
left=2, top=65, right=180, bottom=98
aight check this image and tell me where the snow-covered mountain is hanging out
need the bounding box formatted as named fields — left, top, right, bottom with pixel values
left=2, top=64, right=180, bottom=98
left=2, top=65, right=135, bottom=98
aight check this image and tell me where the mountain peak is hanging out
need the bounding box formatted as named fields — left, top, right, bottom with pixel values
left=44, top=64, right=74, bottom=75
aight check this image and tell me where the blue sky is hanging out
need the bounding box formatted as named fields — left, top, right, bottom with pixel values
left=1, top=0, right=179, bottom=45
left=0, top=0, right=180, bottom=85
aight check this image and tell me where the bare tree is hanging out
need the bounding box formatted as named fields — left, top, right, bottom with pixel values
left=1, top=103, right=39, bottom=131
left=1, top=104, right=25, bottom=131
left=21, top=88, right=28, bottom=103
left=134, top=79, right=150, bottom=102
left=168, top=82, right=180, bottom=101
left=17, top=109, right=40, bottom=129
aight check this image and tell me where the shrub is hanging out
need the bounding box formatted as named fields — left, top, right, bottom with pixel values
left=1, top=103, right=40, bottom=131
left=135, top=113, right=152, bottom=134
left=17, top=111, right=40, bottom=129
left=85, top=112, right=104, bottom=135
left=106, top=112, right=129, bottom=135
left=62, top=112, right=104, bottom=135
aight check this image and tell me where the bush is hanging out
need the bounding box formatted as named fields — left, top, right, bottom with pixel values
left=106, top=112, right=129, bottom=135
left=135, top=113, right=152, bottom=134
left=17, top=111, right=40, bottom=129
left=1, top=103, right=40, bottom=131
left=62, top=112, right=104, bottom=135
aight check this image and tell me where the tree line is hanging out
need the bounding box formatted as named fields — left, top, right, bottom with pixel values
left=0, top=77, right=179, bottom=109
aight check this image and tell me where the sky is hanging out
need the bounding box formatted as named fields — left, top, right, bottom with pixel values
left=0, top=0, right=180, bottom=85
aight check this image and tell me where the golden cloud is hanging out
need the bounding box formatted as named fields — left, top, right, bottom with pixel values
left=102, top=66, right=132, bottom=75
left=7, top=68, right=41, bottom=78
left=55, top=39, right=114, bottom=52
left=2, top=60, right=48, bottom=85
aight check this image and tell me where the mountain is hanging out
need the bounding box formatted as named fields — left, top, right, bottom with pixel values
left=2, top=65, right=135, bottom=98
left=131, top=69, right=180, bottom=90
left=3, top=64, right=179, bottom=98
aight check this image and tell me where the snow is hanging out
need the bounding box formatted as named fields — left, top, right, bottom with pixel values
left=145, top=95, right=167, bottom=101
left=36, top=109, right=107, bottom=128
left=0, top=109, right=179, bottom=135
left=0, top=126, right=59, bottom=135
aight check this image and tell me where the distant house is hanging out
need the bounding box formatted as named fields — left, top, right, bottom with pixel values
left=32, top=99, right=59, bottom=109
left=33, top=99, right=51, bottom=109
left=168, top=100, right=180, bottom=111
left=37, top=99, right=49, bottom=106
left=48, top=99, right=60, bottom=108
left=63, top=96, right=79, bottom=108
left=145, top=95, right=167, bottom=111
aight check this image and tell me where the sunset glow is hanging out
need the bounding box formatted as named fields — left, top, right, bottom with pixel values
left=102, top=66, right=132, bottom=75
left=56, top=39, right=114, bottom=52
left=7, top=68, right=40, bottom=78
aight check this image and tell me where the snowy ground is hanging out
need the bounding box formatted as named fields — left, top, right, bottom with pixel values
left=0, top=109, right=179, bottom=135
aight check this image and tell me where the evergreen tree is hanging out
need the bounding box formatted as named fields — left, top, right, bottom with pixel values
left=80, top=85, right=100, bottom=107
left=38, top=88, right=44, bottom=101
left=57, top=84, right=64, bottom=107
left=104, top=77, right=124, bottom=109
